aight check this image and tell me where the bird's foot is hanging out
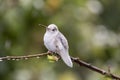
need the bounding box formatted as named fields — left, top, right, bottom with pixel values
left=47, top=51, right=54, bottom=55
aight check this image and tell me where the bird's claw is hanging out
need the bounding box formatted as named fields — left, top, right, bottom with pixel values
left=47, top=51, right=53, bottom=55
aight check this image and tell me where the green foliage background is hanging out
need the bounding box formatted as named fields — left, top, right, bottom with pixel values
left=0, top=0, right=120, bottom=80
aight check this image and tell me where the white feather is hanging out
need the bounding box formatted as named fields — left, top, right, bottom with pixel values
left=59, top=50, right=73, bottom=67
left=44, top=24, right=73, bottom=67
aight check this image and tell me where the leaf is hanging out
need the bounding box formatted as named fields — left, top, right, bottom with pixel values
left=47, top=55, right=59, bottom=63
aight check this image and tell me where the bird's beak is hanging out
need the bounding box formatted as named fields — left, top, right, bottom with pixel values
left=39, top=24, right=47, bottom=28
left=38, top=24, right=50, bottom=31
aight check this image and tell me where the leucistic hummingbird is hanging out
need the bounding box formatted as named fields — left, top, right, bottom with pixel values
left=41, top=24, right=73, bottom=67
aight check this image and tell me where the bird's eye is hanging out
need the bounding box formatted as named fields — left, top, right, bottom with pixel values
left=52, top=28, right=56, bottom=31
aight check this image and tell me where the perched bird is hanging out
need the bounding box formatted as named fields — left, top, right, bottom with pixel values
left=43, top=24, right=73, bottom=67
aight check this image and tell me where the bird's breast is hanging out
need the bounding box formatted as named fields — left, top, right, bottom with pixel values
left=44, top=33, right=57, bottom=52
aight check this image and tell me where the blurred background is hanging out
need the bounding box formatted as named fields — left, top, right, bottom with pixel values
left=0, top=0, right=120, bottom=80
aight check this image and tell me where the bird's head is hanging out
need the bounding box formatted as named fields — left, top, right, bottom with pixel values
left=46, top=24, right=59, bottom=34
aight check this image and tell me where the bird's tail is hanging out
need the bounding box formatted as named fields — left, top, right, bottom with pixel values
left=59, top=51, right=73, bottom=68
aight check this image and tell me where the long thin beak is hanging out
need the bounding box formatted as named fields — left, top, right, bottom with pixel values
left=38, top=24, right=47, bottom=28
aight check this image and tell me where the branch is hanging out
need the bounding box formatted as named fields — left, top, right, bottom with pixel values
left=0, top=52, right=120, bottom=80
left=0, top=53, right=48, bottom=61
left=71, top=57, right=120, bottom=80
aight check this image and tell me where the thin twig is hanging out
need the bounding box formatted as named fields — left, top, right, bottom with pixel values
left=0, top=52, right=120, bottom=80
left=0, top=53, right=48, bottom=61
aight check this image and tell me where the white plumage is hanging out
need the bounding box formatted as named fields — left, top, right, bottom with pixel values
left=43, top=24, right=73, bottom=67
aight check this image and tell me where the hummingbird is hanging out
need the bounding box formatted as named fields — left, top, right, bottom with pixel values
left=42, top=24, right=73, bottom=67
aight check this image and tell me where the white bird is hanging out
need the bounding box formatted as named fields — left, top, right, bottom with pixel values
left=43, top=24, right=73, bottom=67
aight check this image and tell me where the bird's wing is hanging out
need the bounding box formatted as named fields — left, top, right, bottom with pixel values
left=55, top=32, right=73, bottom=67
left=57, top=32, right=69, bottom=50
